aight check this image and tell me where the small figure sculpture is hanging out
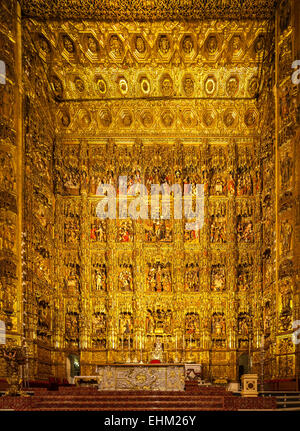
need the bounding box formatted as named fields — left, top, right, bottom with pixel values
left=150, top=339, right=164, bottom=363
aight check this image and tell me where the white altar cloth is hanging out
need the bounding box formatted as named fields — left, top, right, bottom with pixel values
left=95, top=363, right=185, bottom=391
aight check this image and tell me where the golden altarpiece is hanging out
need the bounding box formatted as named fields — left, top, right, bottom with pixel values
left=0, top=0, right=299, bottom=384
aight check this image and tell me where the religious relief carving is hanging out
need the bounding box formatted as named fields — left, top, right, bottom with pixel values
left=229, top=34, right=243, bottom=56
left=65, top=308, right=80, bottom=344
left=237, top=255, right=253, bottom=291
left=61, top=145, right=80, bottom=194
left=109, top=34, right=124, bottom=59
left=184, top=221, right=200, bottom=243
left=62, top=34, right=75, bottom=54
left=185, top=312, right=200, bottom=336
left=203, top=109, right=216, bottom=127
left=146, top=308, right=172, bottom=335
left=0, top=213, right=16, bottom=253
left=118, top=263, right=133, bottom=292
left=64, top=255, right=81, bottom=296
left=278, top=279, right=293, bottom=332
left=184, top=263, right=200, bottom=292
left=209, top=202, right=227, bottom=243
left=205, top=34, right=218, bottom=55
left=182, top=74, right=194, bottom=97
left=211, top=264, right=226, bottom=291
left=117, top=146, right=142, bottom=189
left=223, top=109, right=237, bottom=128
left=119, top=109, right=133, bottom=128
left=90, top=218, right=106, bottom=242
left=280, top=151, right=293, bottom=191
left=211, top=312, right=226, bottom=348
left=279, top=83, right=298, bottom=131
left=278, top=36, right=293, bottom=82
left=89, top=145, right=109, bottom=194
left=140, top=109, right=153, bottom=127
left=38, top=33, right=51, bottom=55
left=158, top=35, right=171, bottom=55
left=160, top=74, right=174, bottom=97
left=32, top=230, right=52, bottom=284
left=92, top=259, right=107, bottom=292
left=248, top=76, right=259, bottom=97
left=74, top=77, right=85, bottom=93
left=119, top=312, right=133, bottom=336
left=263, top=301, right=271, bottom=338
left=117, top=219, right=133, bottom=242
left=244, top=109, right=258, bottom=128
left=37, top=298, right=51, bottom=340
left=180, top=109, right=198, bottom=128
left=144, top=219, right=173, bottom=243
left=236, top=202, right=254, bottom=243
left=60, top=110, right=71, bottom=128
left=181, top=35, right=194, bottom=55
left=135, top=35, right=147, bottom=54
left=0, top=82, right=15, bottom=124
left=92, top=307, right=107, bottom=348
left=144, top=146, right=172, bottom=190
left=90, top=202, right=107, bottom=243
left=146, top=262, right=172, bottom=292
left=51, top=75, right=63, bottom=99
left=280, top=219, right=293, bottom=256
left=64, top=202, right=80, bottom=244
left=237, top=312, right=250, bottom=337
left=226, top=76, right=239, bottom=97
left=0, top=279, right=16, bottom=322
left=278, top=356, right=294, bottom=378
left=209, top=146, right=227, bottom=195
left=85, top=34, right=99, bottom=54
left=278, top=337, right=294, bottom=355
left=253, top=34, right=265, bottom=55
left=0, top=151, right=16, bottom=194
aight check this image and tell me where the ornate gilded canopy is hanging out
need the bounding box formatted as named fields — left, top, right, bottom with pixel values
left=20, top=0, right=276, bottom=20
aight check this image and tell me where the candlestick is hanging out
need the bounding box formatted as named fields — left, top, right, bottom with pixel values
left=139, top=335, right=143, bottom=363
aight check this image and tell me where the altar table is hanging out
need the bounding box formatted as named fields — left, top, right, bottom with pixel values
left=95, top=364, right=185, bottom=391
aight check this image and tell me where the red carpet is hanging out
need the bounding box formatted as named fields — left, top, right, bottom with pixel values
left=0, top=386, right=277, bottom=411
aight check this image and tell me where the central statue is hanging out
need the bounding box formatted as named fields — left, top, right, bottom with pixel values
left=150, top=338, right=164, bottom=363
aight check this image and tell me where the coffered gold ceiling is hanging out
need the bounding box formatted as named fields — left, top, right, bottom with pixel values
left=23, top=19, right=269, bottom=137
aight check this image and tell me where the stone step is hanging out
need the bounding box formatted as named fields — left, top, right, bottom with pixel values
left=31, top=407, right=226, bottom=411
left=35, top=395, right=224, bottom=402
left=35, top=400, right=224, bottom=407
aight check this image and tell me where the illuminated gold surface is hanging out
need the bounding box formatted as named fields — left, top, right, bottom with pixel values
left=0, top=0, right=299, bottom=383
